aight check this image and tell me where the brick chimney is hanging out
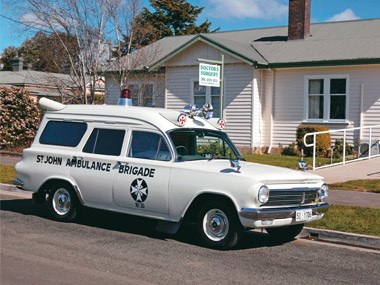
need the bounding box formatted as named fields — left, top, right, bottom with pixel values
left=11, top=55, right=24, bottom=71
left=288, top=0, right=310, bottom=40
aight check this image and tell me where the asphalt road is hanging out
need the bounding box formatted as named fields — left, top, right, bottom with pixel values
left=1, top=194, right=379, bottom=285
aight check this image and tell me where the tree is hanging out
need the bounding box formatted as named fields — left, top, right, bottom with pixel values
left=1, top=47, right=19, bottom=71
left=0, top=86, right=40, bottom=149
left=124, top=0, right=216, bottom=51
left=10, top=0, right=141, bottom=104
left=20, top=32, right=79, bottom=74
left=1, top=32, right=79, bottom=74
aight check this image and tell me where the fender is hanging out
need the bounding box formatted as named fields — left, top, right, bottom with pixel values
left=38, top=175, right=85, bottom=205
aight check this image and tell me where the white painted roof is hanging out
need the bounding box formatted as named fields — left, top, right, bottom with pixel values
left=45, top=103, right=219, bottom=133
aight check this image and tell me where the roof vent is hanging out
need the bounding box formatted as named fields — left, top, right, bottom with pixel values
left=39, top=97, right=66, bottom=111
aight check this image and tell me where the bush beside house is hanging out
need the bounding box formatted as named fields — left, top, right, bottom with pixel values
left=296, top=125, right=331, bottom=157
left=0, top=86, right=40, bottom=149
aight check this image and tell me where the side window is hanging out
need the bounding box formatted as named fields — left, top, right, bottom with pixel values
left=83, top=128, right=125, bottom=156
left=40, top=121, right=87, bottom=147
left=129, top=131, right=171, bottom=161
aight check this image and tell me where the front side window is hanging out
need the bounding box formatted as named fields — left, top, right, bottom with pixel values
left=40, top=121, right=87, bottom=147
left=169, top=129, right=240, bottom=161
left=306, top=76, right=348, bottom=121
left=83, top=128, right=125, bottom=156
left=129, top=131, right=171, bottom=161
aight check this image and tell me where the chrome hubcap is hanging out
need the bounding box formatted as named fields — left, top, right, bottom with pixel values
left=203, top=209, right=229, bottom=241
left=52, top=188, right=71, bottom=215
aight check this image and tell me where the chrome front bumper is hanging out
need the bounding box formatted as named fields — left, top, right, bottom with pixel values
left=239, top=203, right=330, bottom=220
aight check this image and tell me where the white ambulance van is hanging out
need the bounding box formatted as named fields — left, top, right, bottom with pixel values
left=14, top=98, right=329, bottom=249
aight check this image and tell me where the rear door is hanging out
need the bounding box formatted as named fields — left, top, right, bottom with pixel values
left=69, top=125, right=126, bottom=205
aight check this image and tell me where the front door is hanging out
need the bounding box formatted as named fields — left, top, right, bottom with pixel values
left=113, top=130, right=172, bottom=216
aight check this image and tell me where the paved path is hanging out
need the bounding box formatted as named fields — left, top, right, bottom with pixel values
left=0, top=155, right=21, bottom=165
left=311, top=157, right=380, bottom=183
left=328, top=190, right=380, bottom=208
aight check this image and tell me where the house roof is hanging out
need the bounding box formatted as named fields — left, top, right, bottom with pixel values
left=0, top=70, right=80, bottom=97
left=107, top=18, right=380, bottom=71
left=0, top=70, right=76, bottom=87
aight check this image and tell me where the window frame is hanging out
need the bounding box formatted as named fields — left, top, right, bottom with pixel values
left=127, top=81, right=156, bottom=107
left=304, top=74, right=349, bottom=123
left=191, top=79, right=225, bottom=118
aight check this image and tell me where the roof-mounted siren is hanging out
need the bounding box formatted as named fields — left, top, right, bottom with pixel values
left=39, top=97, right=65, bottom=111
left=118, top=88, right=132, bottom=106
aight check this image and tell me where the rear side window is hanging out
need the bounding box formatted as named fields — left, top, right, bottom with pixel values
left=83, top=128, right=125, bottom=156
left=40, top=121, right=87, bottom=147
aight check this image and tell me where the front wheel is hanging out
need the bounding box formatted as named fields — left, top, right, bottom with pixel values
left=48, top=183, right=79, bottom=222
left=266, top=224, right=304, bottom=242
left=196, top=201, right=241, bottom=249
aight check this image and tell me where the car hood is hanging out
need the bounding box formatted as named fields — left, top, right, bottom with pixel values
left=180, top=159, right=324, bottom=184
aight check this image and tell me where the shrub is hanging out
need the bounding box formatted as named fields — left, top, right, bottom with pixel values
left=333, top=139, right=353, bottom=159
left=281, top=142, right=300, bottom=156
left=0, top=87, right=40, bottom=149
left=296, top=125, right=331, bottom=157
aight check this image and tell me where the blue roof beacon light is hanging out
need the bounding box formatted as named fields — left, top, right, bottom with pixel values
left=118, top=88, right=132, bottom=106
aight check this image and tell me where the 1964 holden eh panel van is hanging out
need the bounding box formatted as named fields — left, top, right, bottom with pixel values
left=14, top=98, right=329, bottom=249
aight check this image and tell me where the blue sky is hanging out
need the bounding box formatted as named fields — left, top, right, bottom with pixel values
left=0, top=0, right=379, bottom=52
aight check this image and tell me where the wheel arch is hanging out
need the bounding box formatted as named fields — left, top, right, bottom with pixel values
left=38, top=177, right=84, bottom=205
left=183, top=193, right=240, bottom=225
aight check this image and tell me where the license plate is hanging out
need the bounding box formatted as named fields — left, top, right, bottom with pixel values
left=295, top=209, right=313, bottom=222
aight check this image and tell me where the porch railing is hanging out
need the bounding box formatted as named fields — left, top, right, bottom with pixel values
left=304, top=125, right=380, bottom=170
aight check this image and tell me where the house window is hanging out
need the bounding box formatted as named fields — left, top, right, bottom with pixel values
left=193, top=81, right=222, bottom=117
left=128, top=83, right=154, bottom=107
left=305, top=76, right=348, bottom=122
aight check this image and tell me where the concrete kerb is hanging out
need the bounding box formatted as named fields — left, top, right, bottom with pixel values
left=300, top=227, right=380, bottom=251
left=1, top=183, right=379, bottom=251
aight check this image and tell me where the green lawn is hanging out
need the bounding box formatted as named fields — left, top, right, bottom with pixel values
left=0, top=164, right=16, bottom=184
left=243, top=153, right=340, bottom=169
left=308, top=205, right=380, bottom=237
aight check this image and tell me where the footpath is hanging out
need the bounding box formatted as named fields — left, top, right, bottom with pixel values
left=1, top=154, right=379, bottom=250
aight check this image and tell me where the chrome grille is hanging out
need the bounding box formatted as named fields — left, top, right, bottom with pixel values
left=263, top=189, right=319, bottom=206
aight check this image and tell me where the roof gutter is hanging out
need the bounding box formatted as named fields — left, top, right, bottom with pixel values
left=267, top=58, right=380, bottom=69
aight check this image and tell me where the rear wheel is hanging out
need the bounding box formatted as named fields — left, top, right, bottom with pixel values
left=266, top=224, right=304, bottom=242
left=48, top=182, right=78, bottom=222
left=196, top=201, right=241, bottom=249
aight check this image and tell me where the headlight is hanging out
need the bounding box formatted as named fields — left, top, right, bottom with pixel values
left=258, top=185, right=270, bottom=204
left=318, top=184, right=329, bottom=202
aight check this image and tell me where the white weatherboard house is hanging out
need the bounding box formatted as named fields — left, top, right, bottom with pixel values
left=105, top=0, right=380, bottom=152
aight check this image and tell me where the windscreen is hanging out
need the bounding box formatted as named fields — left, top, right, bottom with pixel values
left=168, top=129, right=241, bottom=161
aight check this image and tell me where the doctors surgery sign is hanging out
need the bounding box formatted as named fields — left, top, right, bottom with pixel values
left=199, top=63, right=220, bottom=87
